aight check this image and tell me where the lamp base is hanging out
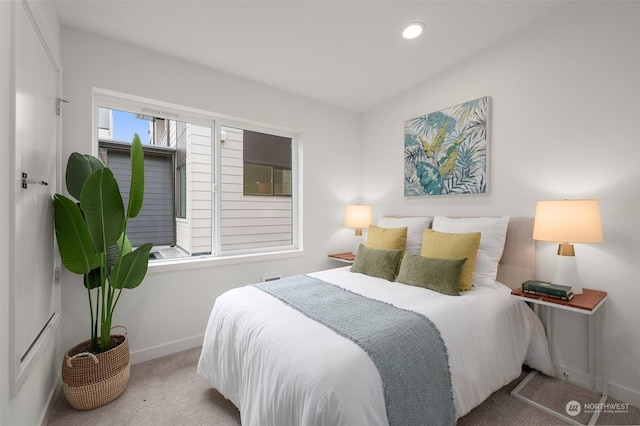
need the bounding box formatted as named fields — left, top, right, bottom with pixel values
left=557, top=242, right=575, bottom=256
left=552, top=252, right=582, bottom=294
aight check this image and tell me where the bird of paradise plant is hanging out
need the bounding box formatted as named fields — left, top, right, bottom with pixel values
left=53, top=134, right=152, bottom=354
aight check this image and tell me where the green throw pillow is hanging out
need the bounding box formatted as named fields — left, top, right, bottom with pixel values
left=397, top=253, right=467, bottom=296
left=421, top=229, right=480, bottom=291
left=350, top=244, right=403, bottom=281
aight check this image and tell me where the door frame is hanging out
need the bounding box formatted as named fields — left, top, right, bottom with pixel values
left=8, top=0, right=62, bottom=397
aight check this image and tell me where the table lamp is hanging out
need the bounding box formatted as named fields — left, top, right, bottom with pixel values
left=344, top=205, right=372, bottom=254
left=532, top=199, right=603, bottom=294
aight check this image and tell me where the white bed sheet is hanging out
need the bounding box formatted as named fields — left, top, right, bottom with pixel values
left=198, top=267, right=554, bottom=425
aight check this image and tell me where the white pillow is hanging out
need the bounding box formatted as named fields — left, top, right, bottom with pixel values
left=432, top=216, right=510, bottom=287
left=377, top=216, right=432, bottom=254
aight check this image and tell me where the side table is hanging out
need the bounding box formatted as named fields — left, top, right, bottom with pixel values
left=510, top=287, right=608, bottom=425
left=327, top=252, right=355, bottom=264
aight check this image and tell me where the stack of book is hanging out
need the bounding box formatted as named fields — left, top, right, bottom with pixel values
left=522, top=280, right=574, bottom=301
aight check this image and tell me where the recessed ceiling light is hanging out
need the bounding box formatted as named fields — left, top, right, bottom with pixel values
left=402, top=22, right=425, bottom=40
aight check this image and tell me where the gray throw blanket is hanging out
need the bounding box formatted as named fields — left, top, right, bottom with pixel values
left=255, top=275, right=455, bottom=426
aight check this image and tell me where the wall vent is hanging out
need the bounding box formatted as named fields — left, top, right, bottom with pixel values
left=262, top=274, right=282, bottom=282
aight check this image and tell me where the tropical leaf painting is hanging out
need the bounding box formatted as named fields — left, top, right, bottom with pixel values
left=404, top=96, right=488, bottom=196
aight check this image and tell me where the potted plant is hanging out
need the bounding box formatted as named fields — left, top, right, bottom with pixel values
left=53, top=134, right=152, bottom=410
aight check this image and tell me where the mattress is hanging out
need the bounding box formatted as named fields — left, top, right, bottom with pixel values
left=198, top=266, right=554, bottom=425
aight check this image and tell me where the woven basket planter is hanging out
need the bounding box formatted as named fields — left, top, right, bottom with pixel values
left=62, top=327, right=130, bottom=410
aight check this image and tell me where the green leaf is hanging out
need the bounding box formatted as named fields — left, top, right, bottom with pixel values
left=80, top=168, right=125, bottom=252
left=110, top=243, right=153, bottom=290
left=106, top=233, right=133, bottom=268
left=65, top=153, right=104, bottom=200
left=85, top=268, right=102, bottom=290
left=53, top=194, right=101, bottom=274
left=416, top=162, right=443, bottom=195
left=127, top=134, right=145, bottom=219
left=431, top=124, right=448, bottom=152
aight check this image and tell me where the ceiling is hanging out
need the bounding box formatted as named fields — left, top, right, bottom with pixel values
left=53, top=1, right=563, bottom=113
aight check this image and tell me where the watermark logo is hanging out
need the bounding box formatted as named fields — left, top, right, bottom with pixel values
left=565, top=400, right=631, bottom=417
left=584, top=402, right=631, bottom=415
left=566, top=400, right=581, bottom=416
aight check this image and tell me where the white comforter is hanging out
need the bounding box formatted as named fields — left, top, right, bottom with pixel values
left=198, top=267, right=554, bottom=425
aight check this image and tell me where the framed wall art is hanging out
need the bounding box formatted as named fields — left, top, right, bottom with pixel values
left=404, top=96, right=489, bottom=196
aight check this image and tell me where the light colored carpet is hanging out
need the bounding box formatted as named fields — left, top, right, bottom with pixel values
left=47, top=347, right=240, bottom=426
left=458, top=369, right=640, bottom=426
left=47, top=347, right=640, bottom=426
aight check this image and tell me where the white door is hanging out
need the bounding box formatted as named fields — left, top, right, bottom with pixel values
left=13, top=1, right=59, bottom=385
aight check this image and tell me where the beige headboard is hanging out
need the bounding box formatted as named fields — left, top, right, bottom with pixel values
left=383, top=215, right=535, bottom=290
left=496, top=217, right=535, bottom=289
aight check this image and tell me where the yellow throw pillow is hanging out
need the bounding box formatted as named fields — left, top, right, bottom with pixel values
left=420, top=229, right=481, bottom=291
left=366, top=224, right=408, bottom=251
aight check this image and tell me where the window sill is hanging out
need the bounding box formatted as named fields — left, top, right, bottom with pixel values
left=146, top=249, right=304, bottom=274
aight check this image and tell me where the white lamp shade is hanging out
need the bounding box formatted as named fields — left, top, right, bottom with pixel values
left=344, top=205, right=372, bottom=229
left=532, top=200, right=604, bottom=243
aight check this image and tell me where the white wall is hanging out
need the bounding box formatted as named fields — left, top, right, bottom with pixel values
left=1, top=2, right=62, bottom=425
left=59, top=28, right=362, bottom=363
left=361, top=2, right=640, bottom=406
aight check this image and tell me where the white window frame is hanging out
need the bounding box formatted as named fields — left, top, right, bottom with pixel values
left=91, top=88, right=302, bottom=270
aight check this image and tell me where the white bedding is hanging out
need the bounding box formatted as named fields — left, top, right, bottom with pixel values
left=198, top=266, right=554, bottom=425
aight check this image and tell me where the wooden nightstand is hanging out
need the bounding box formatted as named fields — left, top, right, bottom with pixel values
left=327, top=252, right=355, bottom=264
left=511, top=287, right=608, bottom=425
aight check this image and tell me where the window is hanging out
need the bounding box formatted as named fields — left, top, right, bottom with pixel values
left=244, top=164, right=273, bottom=196
left=176, top=163, right=186, bottom=219
left=220, top=126, right=294, bottom=252
left=97, top=108, right=182, bottom=250
left=94, top=91, right=297, bottom=261
left=242, top=130, right=292, bottom=196
left=175, top=120, right=187, bottom=219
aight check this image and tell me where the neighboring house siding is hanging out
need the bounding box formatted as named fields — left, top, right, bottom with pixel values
left=98, top=107, right=112, bottom=140
left=188, top=124, right=212, bottom=254
left=175, top=123, right=212, bottom=255
left=175, top=121, right=190, bottom=253
left=220, top=126, right=292, bottom=251
left=107, top=148, right=175, bottom=247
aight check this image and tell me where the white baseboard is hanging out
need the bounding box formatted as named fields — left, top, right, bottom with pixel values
left=43, top=336, right=205, bottom=424
left=129, top=334, right=204, bottom=365
left=40, top=384, right=62, bottom=426
left=554, top=363, right=640, bottom=408
left=608, top=382, right=640, bottom=409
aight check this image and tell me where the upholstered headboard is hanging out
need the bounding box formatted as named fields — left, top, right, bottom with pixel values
left=496, top=217, right=535, bottom=289
left=379, top=215, right=535, bottom=290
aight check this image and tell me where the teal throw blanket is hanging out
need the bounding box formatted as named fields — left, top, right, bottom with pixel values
left=255, top=275, right=455, bottom=426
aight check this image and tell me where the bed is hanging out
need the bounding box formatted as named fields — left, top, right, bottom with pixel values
left=198, top=216, right=554, bottom=425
